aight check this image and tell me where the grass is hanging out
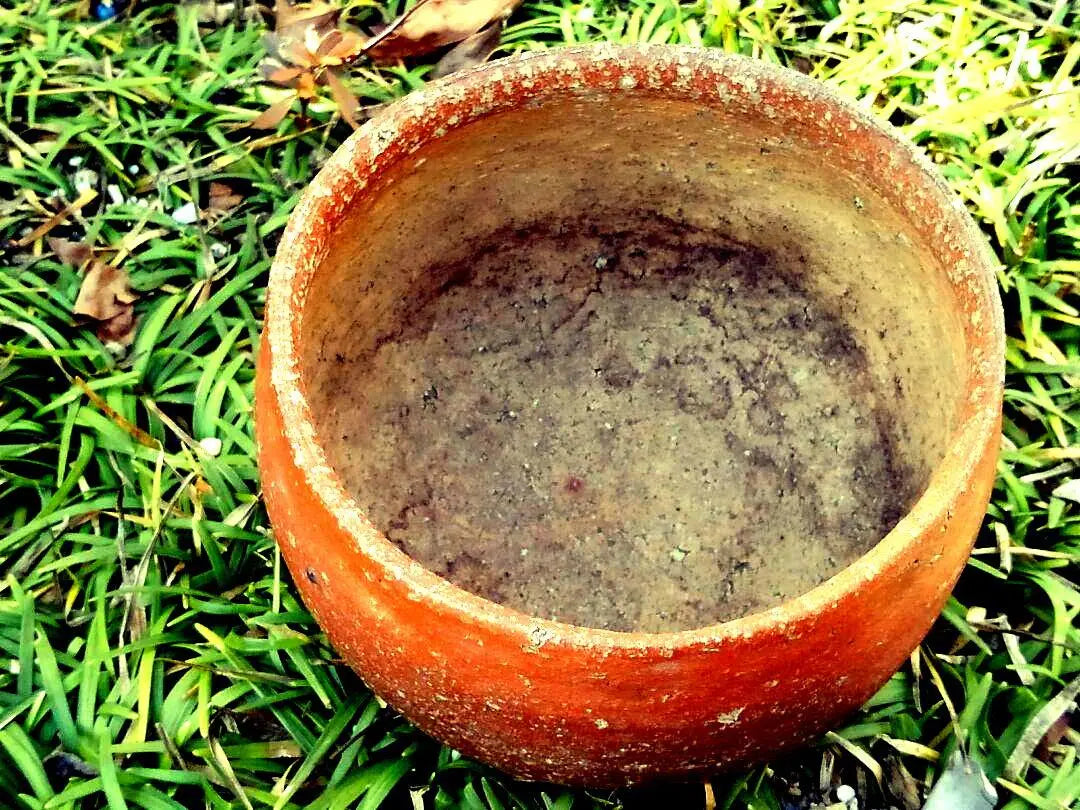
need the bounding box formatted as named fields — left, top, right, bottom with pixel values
left=0, top=0, right=1077, bottom=807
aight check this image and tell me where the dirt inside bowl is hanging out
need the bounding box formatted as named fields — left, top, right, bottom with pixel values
left=323, top=216, right=920, bottom=632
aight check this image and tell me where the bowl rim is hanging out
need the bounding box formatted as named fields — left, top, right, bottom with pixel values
left=262, top=43, right=1005, bottom=651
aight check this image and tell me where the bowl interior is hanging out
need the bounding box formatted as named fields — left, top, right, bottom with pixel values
left=294, top=90, right=969, bottom=632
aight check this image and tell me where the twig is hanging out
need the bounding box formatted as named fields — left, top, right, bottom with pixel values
left=12, top=188, right=98, bottom=248
left=75, top=376, right=160, bottom=449
left=353, top=0, right=437, bottom=57
left=118, top=473, right=196, bottom=647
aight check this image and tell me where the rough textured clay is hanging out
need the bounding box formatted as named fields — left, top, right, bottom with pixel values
left=337, top=218, right=918, bottom=632
left=256, top=45, right=1004, bottom=786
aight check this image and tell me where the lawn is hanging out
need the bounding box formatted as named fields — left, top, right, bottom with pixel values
left=0, top=0, right=1077, bottom=808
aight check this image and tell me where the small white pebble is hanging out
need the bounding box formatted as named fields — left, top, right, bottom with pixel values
left=73, top=168, right=98, bottom=192
left=520, top=548, right=528, bottom=557
left=67, top=155, right=83, bottom=167
left=172, top=202, right=198, bottom=225
left=198, top=437, right=222, bottom=456
left=1025, top=52, right=1042, bottom=79
left=836, top=784, right=856, bottom=803
left=209, top=242, right=227, bottom=259
left=106, top=184, right=123, bottom=206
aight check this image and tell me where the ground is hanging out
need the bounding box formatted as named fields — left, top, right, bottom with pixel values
left=0, top=1, right=1077, bottom=809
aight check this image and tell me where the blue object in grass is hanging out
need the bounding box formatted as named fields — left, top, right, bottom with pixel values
left=91, top=0, right=120, bottom=20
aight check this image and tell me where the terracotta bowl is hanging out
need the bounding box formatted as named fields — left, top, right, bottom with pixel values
left=256, top=44, right=1004, bottom=786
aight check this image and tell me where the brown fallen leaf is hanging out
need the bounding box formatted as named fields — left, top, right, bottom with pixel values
left=47, top=236, right=93, bottom=267
left=74, top=261, right=135, bottom=322
left=884, top=755, right=923, bottom=810
left=96, top=306, right=136, bottom=344
left=208, top=181, right=244, bottom=212
left=1035, top=712, right=1072, bottom=762
left=1006, top=676, right=1080, bottom=781
left=252, top=0, right=364, bottom=129
left=267, top=17, right=363, bottom=70
left=323, top=68, right=360, bottom=127
left=66, top=253, right=139, bottom=346
left=249, top=95, right=297, bottom=130
left=49, top=234, right=134, bottom=343
left=431, top=19, right=504, bottom=78
left=366, top=0, right=521, bottom=62
left=273, top=0, right=339, bottom=37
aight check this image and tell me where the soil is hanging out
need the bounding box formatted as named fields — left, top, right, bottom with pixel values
left=323, top=218, right=918, bottom=632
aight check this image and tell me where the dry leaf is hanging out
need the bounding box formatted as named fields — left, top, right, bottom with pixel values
left=1035, top=712, right=1072, bottom=762
left=51, top=237, right=137, bottom=340
left=432, top=19, right=504, bottom=78
left=265, top=65, right=303, bottom=84
left=274, top=0, right=339, bottom=38
left=249, top=96, right=296, bottom=129
left=208, top=182, right=244, bottom=212
left=294, top=71, right=319, bottom=101
left=73, top=260, right=138, bottom=345
left=267, top=0, right=358, bottom=66
left=367, top=0, right=521, bottom=62
left=1006, top=676, right=1080, bottom=780
left=883, top=755, right=922, bottom=810
left=97, top=307, right=136, bottom=345
left=316, top=29, right=365, bottom=63
left=47, top=237, right=93, bottom=266
left=323, top=68, right=360, bottom=128
left=252, top=0, right=363, bottom=128
left=74, top=261, right=136, bottom=320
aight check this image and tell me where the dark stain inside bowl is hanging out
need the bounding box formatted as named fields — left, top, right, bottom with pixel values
left=319, top=217, right=919, bottom=632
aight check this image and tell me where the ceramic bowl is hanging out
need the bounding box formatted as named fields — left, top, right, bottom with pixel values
left=256, top=44, right=1003, bottom=786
